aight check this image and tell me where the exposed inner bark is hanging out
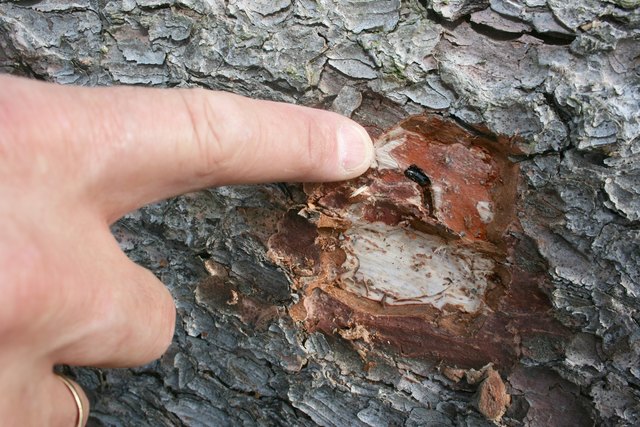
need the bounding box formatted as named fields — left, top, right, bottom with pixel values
left=269, top=114, right=569, bottom=369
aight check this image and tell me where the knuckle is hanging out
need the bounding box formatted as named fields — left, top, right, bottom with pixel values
left=133, top=267, right=176, bottom=358
left=180, top=89, right=227, bottom=180
left=97, top=265, right=175, bottom=363
left=155, top=284, right=177, bottom=353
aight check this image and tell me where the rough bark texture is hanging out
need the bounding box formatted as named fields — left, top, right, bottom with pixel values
left=1, top=0, right=639, bottom=426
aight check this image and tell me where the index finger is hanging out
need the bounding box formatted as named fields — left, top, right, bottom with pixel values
left=1, top=76, right=374, bottom=221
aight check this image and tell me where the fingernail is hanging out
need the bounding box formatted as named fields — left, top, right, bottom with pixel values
left=337, top=123, right=374, bottom=173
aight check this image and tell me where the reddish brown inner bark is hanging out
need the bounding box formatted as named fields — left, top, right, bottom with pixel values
left=268, top=114, right=569, bottom=369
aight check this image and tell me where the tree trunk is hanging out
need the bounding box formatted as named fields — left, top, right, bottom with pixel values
left=1, top=0, right=638, bottom=425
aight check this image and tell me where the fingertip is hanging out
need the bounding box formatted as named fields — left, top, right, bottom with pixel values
left=336, top=121, right=375, bottom=178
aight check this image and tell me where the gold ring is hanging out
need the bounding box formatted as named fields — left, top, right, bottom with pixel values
left=55, top=373, right=84, bottom=427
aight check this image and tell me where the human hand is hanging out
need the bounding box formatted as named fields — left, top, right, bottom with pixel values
left=0, top=75, right=374, bottom=426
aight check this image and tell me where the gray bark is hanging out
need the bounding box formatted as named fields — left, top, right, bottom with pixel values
left=1, top=0, right=639, bottom=426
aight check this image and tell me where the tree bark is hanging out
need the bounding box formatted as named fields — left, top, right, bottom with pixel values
left=1, top=0, right=639, bottom=425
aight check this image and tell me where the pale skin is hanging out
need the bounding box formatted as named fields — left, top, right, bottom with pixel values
left=0, top=75, right=374, bottom=426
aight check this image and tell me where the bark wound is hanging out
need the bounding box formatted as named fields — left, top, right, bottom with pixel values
left=268, top=114, right=569, bottom=369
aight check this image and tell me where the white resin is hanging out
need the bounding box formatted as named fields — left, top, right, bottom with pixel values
left=476, top=201, right=494, bottom=224
left=373, top=134, right=404, bottom=170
